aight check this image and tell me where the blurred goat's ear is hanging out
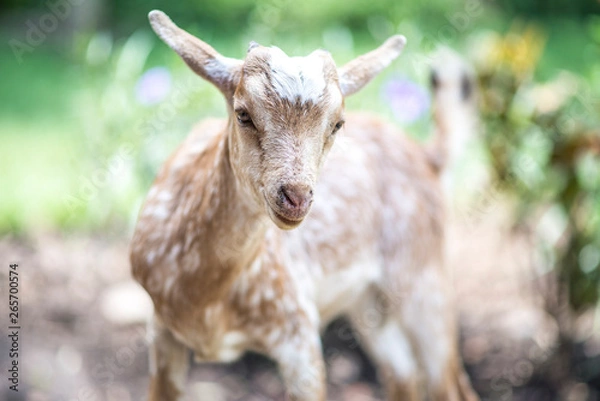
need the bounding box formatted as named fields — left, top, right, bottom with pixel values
left=148, top=10, right=242, bottom=101
left=247, top=41, right=260, bottom=53
left=337, top=35, right=407, bottom=97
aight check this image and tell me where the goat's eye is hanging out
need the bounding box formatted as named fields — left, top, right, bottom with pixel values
left=332, top=120, right=345, bottom=134
left=236, top=110, right=253, bottom=127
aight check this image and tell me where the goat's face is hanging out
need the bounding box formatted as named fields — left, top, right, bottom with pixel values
left=230, top=47, right=344, bottom=229
left=148, top=10, right=406, bottom=229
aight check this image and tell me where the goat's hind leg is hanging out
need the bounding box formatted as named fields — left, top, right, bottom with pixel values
left=430, top=354, right=480, bottom=401
left=147, top=316, right=190, bottom=401
left=398, top=268, right=479, bottom=401
left=348, top=287, right=422, bottom=401
left=264, top=322, right=327, bottom=401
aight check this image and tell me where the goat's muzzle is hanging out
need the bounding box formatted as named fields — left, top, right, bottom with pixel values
left=269, top=184, right=313, bottom=229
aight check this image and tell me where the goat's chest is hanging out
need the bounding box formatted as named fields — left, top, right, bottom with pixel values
left=168, top=299, right=262, bottom=364
left=282, top=222, right=383, bottom=326
left=314, top=257, right=382, bottom=323
left=164, top=300, right=247, bottom=363
left=172, top=257, right=308, bottom=361
left=192, top=320, right=249, bottom=363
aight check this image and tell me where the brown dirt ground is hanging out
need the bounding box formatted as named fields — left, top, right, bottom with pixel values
left=1, top=206, right=599, bottom=401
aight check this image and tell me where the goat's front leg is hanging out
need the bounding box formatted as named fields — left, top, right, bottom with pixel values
left=266, top=325, right=326, bottom=401
left=147, top=316, right=190, bottom=401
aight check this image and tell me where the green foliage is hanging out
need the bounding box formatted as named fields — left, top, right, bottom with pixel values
left=475, top=24, right=600, bottom=310
left=0, top=50, right=75, bottom=119
left=495, top=0, right=600, bottom=17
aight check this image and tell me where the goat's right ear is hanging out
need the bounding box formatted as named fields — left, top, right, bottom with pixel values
left=338, top=35, right=407, bottom=97
left=148, top=10, right=242, bottom=101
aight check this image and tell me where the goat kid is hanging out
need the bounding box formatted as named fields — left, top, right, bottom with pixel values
left=131, top=9, right=479, bottom=401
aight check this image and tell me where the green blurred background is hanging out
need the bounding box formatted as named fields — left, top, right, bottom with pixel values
left=1, top=0, right=598, bottom=235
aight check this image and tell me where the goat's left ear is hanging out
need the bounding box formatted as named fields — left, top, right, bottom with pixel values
left=148, top=10, right=242, bottom=102
left=338, top=35, right=407, bottom=97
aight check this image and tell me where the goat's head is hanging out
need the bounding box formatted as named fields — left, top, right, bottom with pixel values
left=149, top=10, right=406, bottom=229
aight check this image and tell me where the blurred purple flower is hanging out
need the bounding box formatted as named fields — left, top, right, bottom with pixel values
left=383, top=77, right=430, bottom=124
left=135, top=67, right=172, bottom=106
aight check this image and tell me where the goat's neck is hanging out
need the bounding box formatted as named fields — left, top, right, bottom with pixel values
left=197, top=120, right=269, bottom=273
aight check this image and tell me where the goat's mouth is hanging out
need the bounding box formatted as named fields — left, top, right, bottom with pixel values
left=264, top=196, right=308, bottom=230
left=271, top=208, right=305, bottom=229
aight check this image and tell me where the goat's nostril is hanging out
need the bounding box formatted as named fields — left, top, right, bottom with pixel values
left=279, top=185, right=312, bottom=210
left=281, top=186, right=298, bottom=207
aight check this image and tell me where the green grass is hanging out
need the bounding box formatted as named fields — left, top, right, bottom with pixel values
left=535, top=17, right=599, bottom=80
left=0, top=47, right=77, bottom=120
left=0, top=120, right=82, bottom=234
left=0, top=42, right=85, bottom=234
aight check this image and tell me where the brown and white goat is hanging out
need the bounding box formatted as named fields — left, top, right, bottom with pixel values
left=130, top=9, right=479, bottom=401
